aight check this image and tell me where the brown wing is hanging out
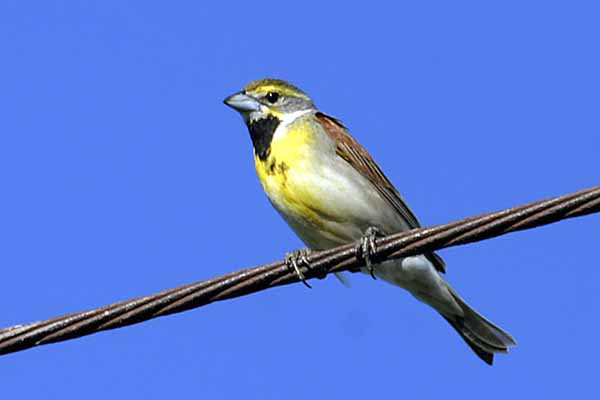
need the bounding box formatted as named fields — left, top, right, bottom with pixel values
left=315, top=112, right=446, bottom=273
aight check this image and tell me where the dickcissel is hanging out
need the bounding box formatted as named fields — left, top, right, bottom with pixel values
left=224, top=78, right=515, bottom=365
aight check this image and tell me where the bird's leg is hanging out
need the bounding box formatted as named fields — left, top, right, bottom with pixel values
left=356, top=226, right=383, bottom=279
left=285, top=248, right=313, bottom=288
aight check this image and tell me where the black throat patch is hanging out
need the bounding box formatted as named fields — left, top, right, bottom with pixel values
left=247, top=115, right=280, bottom=161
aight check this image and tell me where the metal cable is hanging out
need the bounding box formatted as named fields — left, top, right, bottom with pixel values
left=1, top=186, right=598, bottom=356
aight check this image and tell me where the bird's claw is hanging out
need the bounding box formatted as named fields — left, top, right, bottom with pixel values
left=357, top=226, right=382, bottom=279
left=285, top=249, right=313, bottom=288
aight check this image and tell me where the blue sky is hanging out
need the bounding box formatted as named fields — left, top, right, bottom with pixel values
left=1, top=1, right=598, bottom=398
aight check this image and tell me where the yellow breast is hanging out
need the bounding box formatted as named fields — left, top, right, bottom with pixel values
left=254, top=118, right=326, bottom=228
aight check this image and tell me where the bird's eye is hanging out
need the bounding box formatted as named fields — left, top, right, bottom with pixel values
left=265, top=92, right=280, bottom=103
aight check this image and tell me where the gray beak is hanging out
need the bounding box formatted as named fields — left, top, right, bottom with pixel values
left=223, top=92, right=261, bottom=112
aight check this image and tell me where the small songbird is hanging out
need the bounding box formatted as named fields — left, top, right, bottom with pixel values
left=224, top=78, right=516, bottom=364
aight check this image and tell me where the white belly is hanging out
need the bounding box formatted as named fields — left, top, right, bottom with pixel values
left=268, top=153, right=409, bottom=250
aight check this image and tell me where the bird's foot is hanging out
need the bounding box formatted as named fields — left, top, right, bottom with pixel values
left=285, top=248, right=313, bottom=288
left=356, top=226, right=383, bottom=279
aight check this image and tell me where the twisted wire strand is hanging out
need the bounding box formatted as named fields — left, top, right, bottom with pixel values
left=1, top=186, right=598, bottom=356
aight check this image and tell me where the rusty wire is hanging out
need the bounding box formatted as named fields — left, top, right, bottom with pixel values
left=0, top=185, right=598, bottom=356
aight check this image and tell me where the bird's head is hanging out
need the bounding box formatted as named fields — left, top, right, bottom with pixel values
left=224, top=78, right=315, bottom=124
left=224, top=79, right=317, bottom=160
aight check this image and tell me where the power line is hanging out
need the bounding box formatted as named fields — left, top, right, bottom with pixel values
left=0, top=185, right=598, bottom=356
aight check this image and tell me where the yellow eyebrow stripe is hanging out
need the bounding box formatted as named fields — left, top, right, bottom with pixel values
left=243, top=79, right=310, bottom=100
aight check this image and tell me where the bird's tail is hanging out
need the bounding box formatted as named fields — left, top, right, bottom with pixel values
left=441, top=285, right=516, bottom=365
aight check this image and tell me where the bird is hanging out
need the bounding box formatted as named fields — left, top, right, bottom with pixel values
left=224, top=78, right=516, bottom=365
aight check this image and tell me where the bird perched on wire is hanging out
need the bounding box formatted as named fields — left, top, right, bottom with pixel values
left=224, top=78, right=515, bottom=365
